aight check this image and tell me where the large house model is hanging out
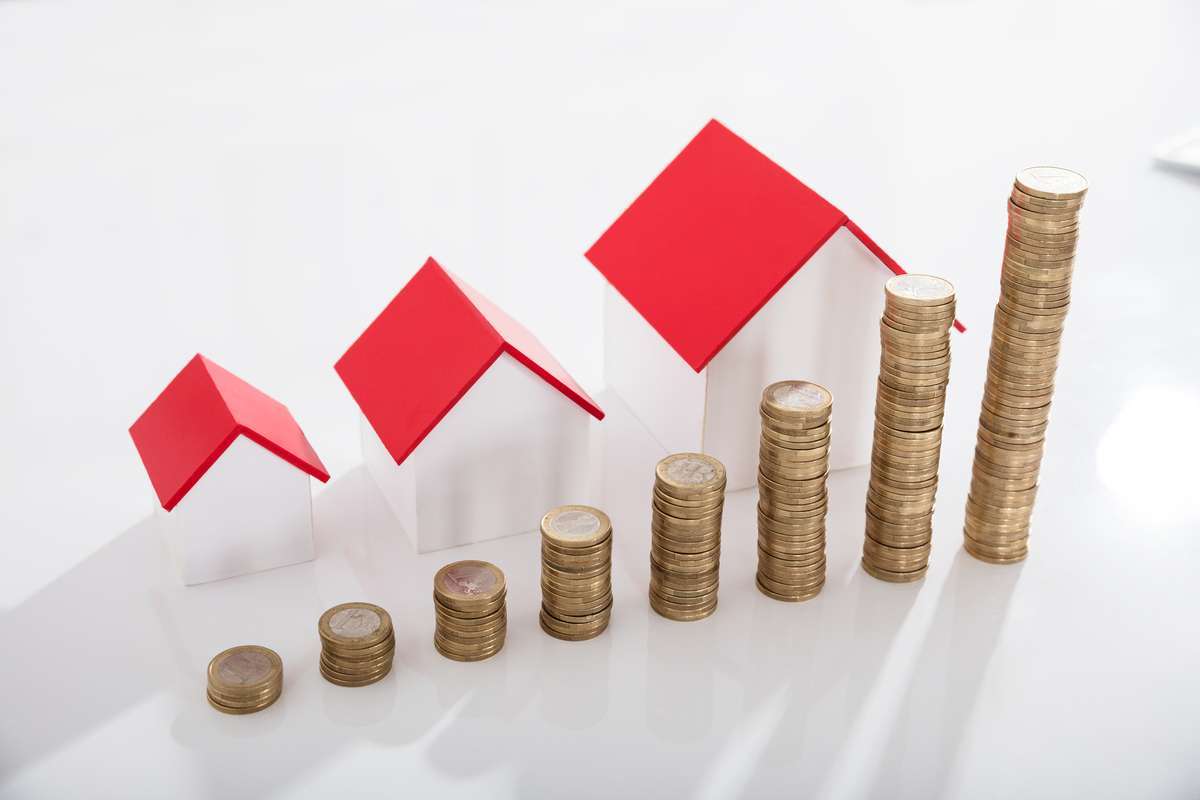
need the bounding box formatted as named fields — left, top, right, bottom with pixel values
left=586, top=119, right=964, bottom=490
left=336, top=258, right=604, bottom=553
left=129, top=354, right=329, bottom=585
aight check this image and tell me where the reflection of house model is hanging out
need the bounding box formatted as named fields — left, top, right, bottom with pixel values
left=336, top=258, right=604, bottom=553
left=586, top=119, right=964, bottom=490
left=129, top=355, right=329, bottom=585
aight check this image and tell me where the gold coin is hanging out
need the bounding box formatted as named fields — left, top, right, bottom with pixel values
left=860, top=558, right=927, bottom=583
left=207, top=688, right=281, bottom=715
left=1014, top=165, right=1088, bottom=200
left=761, top=380, right=833, bottom=421
left=541, top=505, right=612, bottom=549
left=318, top=602, right=393, bottom=651
left=434, top=560, right=506, bottom=609
left=207, top=645, right=282, bottom=696
left=655, top=453, right=727, bottom=499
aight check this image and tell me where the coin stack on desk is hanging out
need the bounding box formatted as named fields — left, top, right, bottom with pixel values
left=206, top=644, right=283, bottom=714
left=964, top=166, right=1087, bottom=564
left=433, top=560, right=507, bottom=661
left=862, top=274, right=957, bottom=582
left=649, top=453, right=726, bottom=621
left=318, top=602, right=395, bottom=686
left=756, top=380, right=833, bottom=601
left=540, top=505, right=614, bottom=641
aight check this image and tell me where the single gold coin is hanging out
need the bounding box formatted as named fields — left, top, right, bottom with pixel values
left=885, top=274, right=956, bottom=306
left=207, top=645, right=282, bottom=695
left=655, top=453, right=727, bottom=498
left=318, top=602, right=392, bottom=649
left=434, top=560, right=506, bottom=606
left=761, top=380, right=833, bottom=420
left=1014, top=166, right=1088, bottom=200
left=541, top=505, right=612, bottom=549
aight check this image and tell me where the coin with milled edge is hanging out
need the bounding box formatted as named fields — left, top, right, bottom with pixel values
left=1015, top=166, right=1088, bottom=200
left=655, top=453, right=726, bottom=498
left=885, top=274, right=956, bottom=305
left=207, top=645, right=283, bottom=714
left=762, top=380, right=833, bottom=421
left=435, top=561, right=506, bottom=608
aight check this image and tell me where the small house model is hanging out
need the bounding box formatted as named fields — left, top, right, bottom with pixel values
left=335, top=258, right=604, bottom=553
left=129, top=354, right=329, bottom=585
left=586, top=119, right=964, bottom=491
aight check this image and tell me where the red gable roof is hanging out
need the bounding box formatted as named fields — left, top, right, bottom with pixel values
left=335, top=258, right=603, bottom=467
left=586, top=119, right=965, bottom=372
left=130, top=354, right=329, bottom=511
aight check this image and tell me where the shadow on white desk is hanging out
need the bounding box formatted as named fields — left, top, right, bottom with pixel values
left=0, top=389, right=1025, bottom=799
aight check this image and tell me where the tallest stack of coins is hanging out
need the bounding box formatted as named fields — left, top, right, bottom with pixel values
left=963, top=167, right=1087, bottom=564
left=862, top=274, right=957, bottom=582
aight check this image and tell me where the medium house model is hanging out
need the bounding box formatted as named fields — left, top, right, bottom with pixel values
left=336, top=258, right=604, bottom=553
left=129, top=354, right=329, bottom=585
left=586, top=119, right=964, bottom=491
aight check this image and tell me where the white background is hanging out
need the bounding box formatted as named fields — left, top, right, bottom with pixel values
left=2, top=1, right=1199, bottom=798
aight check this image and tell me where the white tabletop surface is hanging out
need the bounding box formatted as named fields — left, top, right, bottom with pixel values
left=2, top=1, right=1199, bottom=798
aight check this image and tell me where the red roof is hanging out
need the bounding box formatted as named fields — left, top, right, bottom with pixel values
left=130, top=355, right=329, bottom=511
left=335, top=258, right=604, bottom=466
left=586, top=119, right=965, bottom=372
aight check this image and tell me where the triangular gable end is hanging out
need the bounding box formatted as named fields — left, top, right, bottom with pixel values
left=130, top=354, right=329, bottom=511
left=335, top=258, right=603, bottom=468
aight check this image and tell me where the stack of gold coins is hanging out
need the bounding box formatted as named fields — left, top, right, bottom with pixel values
left=540, top=505, right=614, bottom=641
left=757, top=380, right=833, bottom=601
left=318, top=602, right=395, bottom=687
left=964, top=166, right=1087, bottom=564
left=649, top=453, right=726, bottom=621
left=206, top=645, right=283, bottom=714
left=433, top=560, right=507, bottom=661
left=862, top=274, right=957, bottom=582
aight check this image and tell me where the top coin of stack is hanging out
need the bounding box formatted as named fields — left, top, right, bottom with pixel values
left=539, top=505, right=614, bottom=641
left=756, top=380, right=833, bottom=602
left=318, top=602, right=395, bottom=687
left=964, top=166, right=1087, bottom=564
left=207, top=644, right=283, bottom=714
left=433, top=560, right=507, bottom=661
left=649, top=452, right=726, bottom=621
left=862, top=274, right=957, bottom=583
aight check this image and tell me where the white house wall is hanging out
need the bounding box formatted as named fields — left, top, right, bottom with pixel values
left=365, top=352, right=594, bottom=553
left=157, top=435, right=315, bottom=585
left=603, top=283, right=706, bottom=456
left=703, top=225, right=891, bottom=490
left=362, top=415, right=419, bottom=540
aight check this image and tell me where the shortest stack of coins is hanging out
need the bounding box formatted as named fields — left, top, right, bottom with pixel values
left=207, top=644, right=283, bottom=714
left=318, top=602, right=395, bottom=687
left=649, top=453, right=726, bottom=621
left=434, top=560, right=507, bottom=661
left=757, top=380, right=833, bottom=601
left=540, top=505, right=614, bottom=641
left=863, top=274, right=956, bottom=583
